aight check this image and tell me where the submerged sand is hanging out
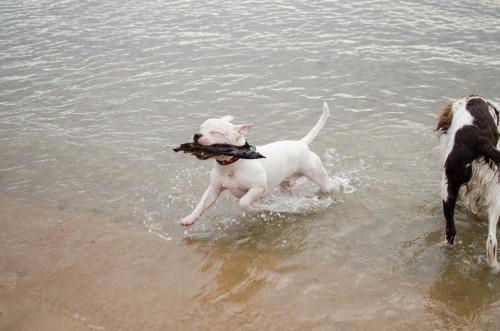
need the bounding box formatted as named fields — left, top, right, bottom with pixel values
left=0, top=197, right=204, bottom=330
left=2, top=196, right=497, bottom=330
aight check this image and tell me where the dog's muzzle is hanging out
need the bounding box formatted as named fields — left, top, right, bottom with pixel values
left=193, top=133, right=202, bottom=143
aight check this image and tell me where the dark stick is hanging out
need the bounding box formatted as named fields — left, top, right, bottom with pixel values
left=173, top=142, right=265, bottom=160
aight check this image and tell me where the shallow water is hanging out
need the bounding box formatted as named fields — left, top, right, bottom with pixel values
left=1, top=0, right=500, bottom=329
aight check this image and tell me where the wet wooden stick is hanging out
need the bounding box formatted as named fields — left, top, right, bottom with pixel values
left=173, top=142, right=265, bottom=160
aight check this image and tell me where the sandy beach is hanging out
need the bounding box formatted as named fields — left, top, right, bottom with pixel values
left=0, top=196, right=207, bottom=330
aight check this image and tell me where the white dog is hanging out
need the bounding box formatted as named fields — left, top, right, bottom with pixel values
left=180, top=102, right=332, bottom=226
left=437, top=95, right=500, bottom=272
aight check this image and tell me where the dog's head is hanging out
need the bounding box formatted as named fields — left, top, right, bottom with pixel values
left=194, top=115, right=252, bottom=146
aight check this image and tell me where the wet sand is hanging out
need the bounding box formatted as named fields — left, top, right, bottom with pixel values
left=0, top=196, right=203, bottom=330
left=1, top=195, right=498, bottom=330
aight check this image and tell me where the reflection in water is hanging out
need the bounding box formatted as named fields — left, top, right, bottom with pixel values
left=182, top=213, right=436, bottom=329
left=424, top=222, right=500, bottom=330
left=192, top=243, right=303, bottom=306
left=184, top=213, right=307, bottom=307
left=428, top=266, right=497, bottom=330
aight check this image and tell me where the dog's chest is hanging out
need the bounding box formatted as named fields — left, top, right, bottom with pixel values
left=217, top=167, right=249, bottom=198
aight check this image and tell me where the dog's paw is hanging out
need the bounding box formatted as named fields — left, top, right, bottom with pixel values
left=491, top=262, right=500, bottom=274
left=240, top=204, right=255, bottom=213
left=180, top=216, right=197, bottom=226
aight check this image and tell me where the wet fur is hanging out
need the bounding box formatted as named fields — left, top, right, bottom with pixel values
left=180, top=103, right=332, bottom=226
left=437, top=95, right=500, bottom=272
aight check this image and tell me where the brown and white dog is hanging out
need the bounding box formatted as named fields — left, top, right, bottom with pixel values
left=437, top=95, right=500, bottom=272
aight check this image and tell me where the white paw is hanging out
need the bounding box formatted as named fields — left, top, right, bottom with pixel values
left=180, top=216, right=197, bottom=226
left=239, top=201, right=255, bottom=213
left=490, top=261, right=500, bottom=274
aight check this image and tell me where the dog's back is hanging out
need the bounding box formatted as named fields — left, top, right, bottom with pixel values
left=437, top=95, right=500, bottom=172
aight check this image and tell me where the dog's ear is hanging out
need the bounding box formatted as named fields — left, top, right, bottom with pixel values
left=235, top=124, right=252, bottom=136
left=220, top=115, right=234, bottom=123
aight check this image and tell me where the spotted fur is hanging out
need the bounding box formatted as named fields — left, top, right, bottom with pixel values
left=437, top=95, right=500, bottom=273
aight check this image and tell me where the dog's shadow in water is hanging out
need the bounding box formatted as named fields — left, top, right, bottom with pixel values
left=182, top=212, right=311, bottom=308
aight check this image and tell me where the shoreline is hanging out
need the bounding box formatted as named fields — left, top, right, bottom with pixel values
left=2, top=196, right=497, bottom=330
left=0, top=196, right=201, bottom=330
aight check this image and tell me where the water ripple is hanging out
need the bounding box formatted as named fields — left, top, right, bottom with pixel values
left=2, top=0, right=500, bottom=327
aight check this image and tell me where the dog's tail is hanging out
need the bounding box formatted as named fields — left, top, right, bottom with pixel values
left=300, top=102, right=329, bottom=145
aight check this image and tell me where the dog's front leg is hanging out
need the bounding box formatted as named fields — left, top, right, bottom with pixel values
left=180, top=184, right=222, bottom=226
left=441, top=171, right=460, bottom=245
left=239, top=187, right=266, bottom=212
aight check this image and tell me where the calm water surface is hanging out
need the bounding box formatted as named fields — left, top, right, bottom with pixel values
left=1, top=0, right=500, bottom=329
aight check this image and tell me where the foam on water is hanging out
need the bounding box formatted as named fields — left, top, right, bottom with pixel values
left=254, top=175, right=353, bottom=214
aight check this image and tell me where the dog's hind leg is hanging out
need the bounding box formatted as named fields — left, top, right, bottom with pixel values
left=486, top=203, right=500, bottom=273
left=280, top=174, right=302, bottom=189
left=301, top=152, right=331, bottom=190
